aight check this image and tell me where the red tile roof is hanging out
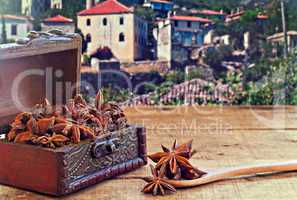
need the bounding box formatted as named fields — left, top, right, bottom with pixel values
left=170, top=15, right=212, bottom=23
left=257, top=14, right=269, bottom=20
left=44, top=15, right=73, bottom=23
left=227, top=11, right=245, bottom=19
left=151, top=0, right=173, bottom=4
left=197, top=9, right=225, bottom=16
left=3, top=15, right=33, bottom=21
left=78, top=0, right=132, bottom=16
left=227, top=11, right=268, bottom=21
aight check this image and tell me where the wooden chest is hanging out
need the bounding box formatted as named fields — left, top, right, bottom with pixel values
left=0, top=33, right=147, bottom=196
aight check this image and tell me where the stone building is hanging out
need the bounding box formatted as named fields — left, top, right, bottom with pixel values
left=41, top=15, right=75, bottom=33
left=267, top=31, right=297, bottom=53
left=51, top=0, right=63, bottom=9
left=170, top=15, right=212, bottom=47
left=154, top=19, right=172, bottom=62
left=154, top=15, right=213, bottom=67
left=0, top=15, right=33, bottom=42
left=191, top=9, right=226, bottom=21
left=21, top=0, right=62, bottom=18
left=143, top=0, right=173, bottom=18
left=22, top=0, right=48, bottom=17
left=225, top=11, right=268, bottom=24
left=78, top=0, right=148, bottom=63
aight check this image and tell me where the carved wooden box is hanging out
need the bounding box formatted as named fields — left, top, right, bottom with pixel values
left=0, top=33, right=147, bottom=196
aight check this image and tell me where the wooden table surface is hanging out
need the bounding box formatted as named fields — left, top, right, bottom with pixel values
left=1, top=106, right=297, bottom=200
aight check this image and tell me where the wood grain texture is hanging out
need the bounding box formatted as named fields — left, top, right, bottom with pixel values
left=0, top=143, right=59, bottom=195
left=1, top=106, right=297, bottom=199
left=0, top=126, right=146, bottom=196
left=0, top=35, right=81, bottom=125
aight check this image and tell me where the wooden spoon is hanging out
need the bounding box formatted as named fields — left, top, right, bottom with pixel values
left=165, top=160, right=297, bottom=188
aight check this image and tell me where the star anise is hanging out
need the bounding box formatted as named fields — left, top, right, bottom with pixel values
left=31, top=134, right=69, bottom=148
left=7, top=112, right=33, bottom=142
left=148, top=140, right=206, bottom=180
left=14, top=131, right=32, bottom=143
left=142, top=164, right=176, bottom=196
left=32, top=98, right=55, bottom=119
left=6, top=90, right=127, bottom=148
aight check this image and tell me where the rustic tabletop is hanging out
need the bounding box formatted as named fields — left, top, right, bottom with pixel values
left=1, top=106, right=297, bottom=200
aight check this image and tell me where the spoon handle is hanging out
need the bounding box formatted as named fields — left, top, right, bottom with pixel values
left=166, top=160, right=297, bottom=188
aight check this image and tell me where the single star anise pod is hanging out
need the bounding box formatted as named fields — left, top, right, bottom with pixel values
left=142, top=164, right=176, bottom=196
left=148, top=140, right=206, bottom=180
left=31, top=134, right=69, bottom=148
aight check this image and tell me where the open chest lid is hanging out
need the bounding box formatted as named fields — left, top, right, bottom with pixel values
left=0, top=31, right=82, bottom=125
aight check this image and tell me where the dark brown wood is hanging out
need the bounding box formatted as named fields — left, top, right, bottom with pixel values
left=0, top=143, right=59, bottom=195
left=0, top=34, right=81, bottom=125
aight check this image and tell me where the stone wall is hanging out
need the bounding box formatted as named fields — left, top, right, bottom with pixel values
left=121, top=60, right=170, bottom=74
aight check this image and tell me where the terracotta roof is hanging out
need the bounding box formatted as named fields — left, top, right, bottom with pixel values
left=267, top=31, right=297, bottom=41
left=227, top=11, right=268, bottom=20
left=78, top=0, right=132, bottom=16
left=3, top=15, right=32, bottom=21
left=170, top=15, right=212, bottom=23
left=197, top=9, right=225, bottom=16
left=44, top=15, right=73, bottom=23
left=151, top=0, right=173, bottom=4
left=257, top=14, right=268, bottom=20
left=226, top=11, right=245, bottom=19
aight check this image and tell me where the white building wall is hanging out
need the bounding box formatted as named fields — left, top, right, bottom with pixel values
left=51, top=0, right=63, bottom=9
left=0, top=19, right=32, bottom=41
left=22, top=0, right=32, bottom=16
left=78, top=13, right=147, bottom=62
left=156, top=19, right=171, bottom=62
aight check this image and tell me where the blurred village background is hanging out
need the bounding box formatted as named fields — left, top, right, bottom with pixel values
left=1, top=0, right=297, bottom=106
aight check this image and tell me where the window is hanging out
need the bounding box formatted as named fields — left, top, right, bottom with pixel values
left=187, top=21, right=192, bottom=28
left=119, top=33, right=125, bottom=42
left=120, top=17, right=124, bottom=25
left=86, top=18, right=91, bottom=26
left=103, top=18, right=107, bottom=26
left=86, top=34, right=91, bottom=42
left=174, top=21, right=178, bottom=27
left=11, top=25, right=17, bottom=36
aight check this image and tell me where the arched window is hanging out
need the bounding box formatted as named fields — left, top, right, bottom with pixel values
left=103, top=18, right=107, bottom=26
left=86, top=34, right=92, bottom=43
left=119, top=33, right=125, bottom=42
left=120, top=17, right=124, bottom=25
left=86, top=18, right=91, bottom=26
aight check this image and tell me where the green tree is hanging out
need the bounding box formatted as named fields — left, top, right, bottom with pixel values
left=164, top=70, right=185, bottom=84
left=266, top=0, right=297, bottom=34
left=204, top=45, right=232, bottom=67
left=0, top=0, right=20, bottom=15
left=242, top=51, right=297, bottom=105
left=1, top=15, right=7, bottom=44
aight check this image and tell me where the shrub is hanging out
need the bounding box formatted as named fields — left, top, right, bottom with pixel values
left=91, top=46, right=114, bottom=60
left=164, top=70, right=185, bottom=84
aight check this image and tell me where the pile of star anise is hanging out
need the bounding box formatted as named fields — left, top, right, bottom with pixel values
left=4, top=91, right=127, bottom=149
left=142, top=140, right=206, bottom=195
